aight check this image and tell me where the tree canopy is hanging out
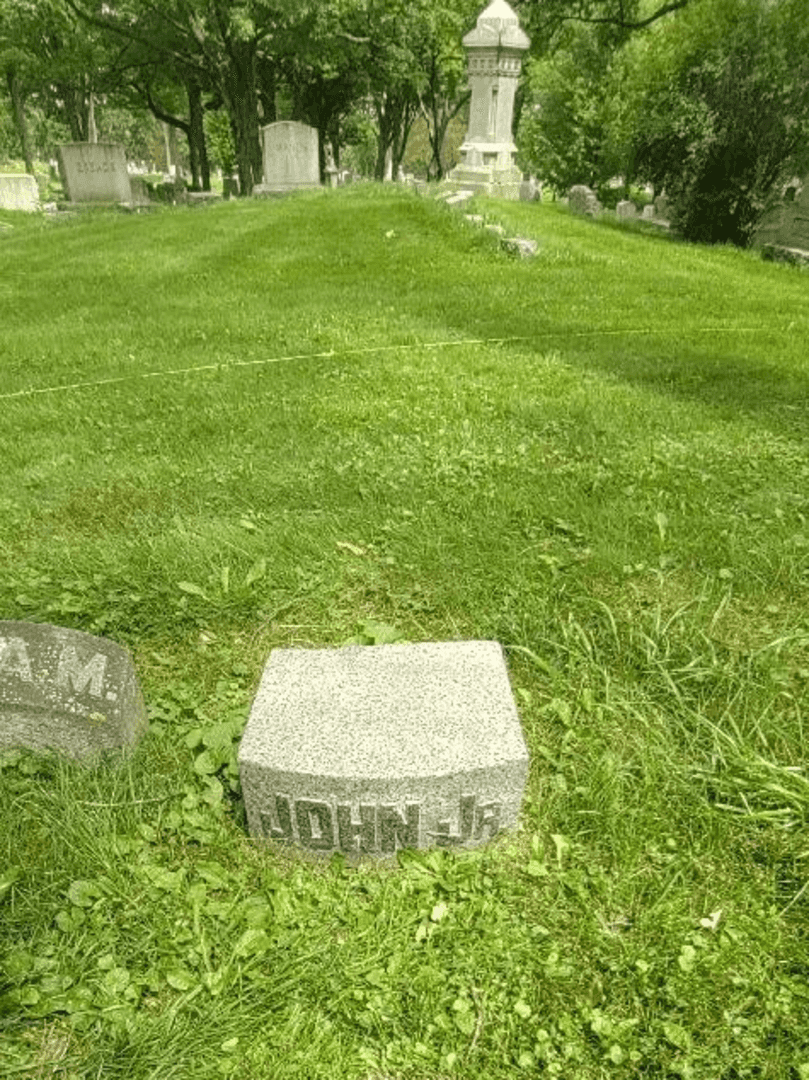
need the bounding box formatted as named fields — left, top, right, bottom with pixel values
left=3, top=0, right=808, bottom=249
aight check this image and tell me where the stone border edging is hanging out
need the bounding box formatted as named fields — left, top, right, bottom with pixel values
left=432, top=187, right=539, bottom=257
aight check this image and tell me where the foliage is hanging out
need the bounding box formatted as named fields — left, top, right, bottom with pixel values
left=519, top=0, right=693, bottom=49
left=517, top=21, right=620, bottom=193
left=609, top=0, right=809, bottom=246
left=204, top=109, right=236, bottom=175
left=0, top=94, right=18, bottom=159
left=339, top=108, right=377, bottom=177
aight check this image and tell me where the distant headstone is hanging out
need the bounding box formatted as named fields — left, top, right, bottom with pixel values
left=754, top=177, right=809, bottom=253
left=58, top=143, right=133, bottom=204
left=653, top=193, right=670, bottom=220
left=616, top=199, right=637, bottom=219
left=0, top=622, right=147, bottom=759
left=641, top=204, right=656, bottom=220
left=254, top=122, right=320, bottom=195
left=0, top=174, right=39, bottom=212
left=568, top=185, right=601, bottom=216
left=129, top=176, right=151, bottom=207
left=238, top=641, right=529, bottom=860
left=520, top=176, right=540, bottom=202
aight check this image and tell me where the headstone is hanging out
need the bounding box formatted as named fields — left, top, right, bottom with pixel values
left=0, top=622, right=147, bottom=759
left=520, top=176, right=540, bottom=202
left=754, top=177, right=809, bottom=253
left=616, top=199, right=637, bottom=219
left=58, top=143, right=133, bottom=204
left=653, top=193, right=670, bottom=220
left=0, top=174, right=40, bottom=212
left=641, top=204, right=656, bottom=220
left=253, top=122, right=320, bottom=195
left=129, top=176, right=151, bottom=207
left=568, top=185, right=601, bottom=216
left=444, top=1, right=530, bottom=200
left=238, top=641, right=529, bottom=860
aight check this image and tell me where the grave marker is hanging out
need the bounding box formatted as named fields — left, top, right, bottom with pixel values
left=58, top=143, right=133, bottom=204
left=568, top=185, right=601, bottom=216
left=253, top=122, right=320, bottom=195
left=238, top=640, right=529, bottom=860
left=0, top=622, right=147, bottom=759
left=0, top=174, right=40, bottom=212
left=444, top=1, right=530, bottom=200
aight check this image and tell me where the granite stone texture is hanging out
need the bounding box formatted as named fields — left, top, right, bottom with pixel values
left=0, top=622, right=147, bottom=759
left=238, top=640, right=529, bottom=860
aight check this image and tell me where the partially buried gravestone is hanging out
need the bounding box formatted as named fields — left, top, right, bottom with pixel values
left=253, top=121, right=320, bottom=195
left=238, top=640, right=529, bottom=860
left=58, top=143, right=133, bottom=204
left=0, top=622, right=147, bottom=759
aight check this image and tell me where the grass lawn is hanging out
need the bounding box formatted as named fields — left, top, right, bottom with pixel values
left=1, top=186, right=808, bottom=1079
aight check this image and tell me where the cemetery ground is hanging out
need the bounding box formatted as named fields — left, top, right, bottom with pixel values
left=1, top=186, right=808, bottom=1079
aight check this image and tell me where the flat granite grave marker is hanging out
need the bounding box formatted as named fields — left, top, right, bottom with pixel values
left=238, top=640, right=529, bottom=860
left=0, top=622, right=147, bottom=759
left=58, top=143, right=133, bottom=204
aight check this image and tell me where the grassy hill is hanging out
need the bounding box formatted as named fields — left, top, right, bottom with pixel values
left=1, top=187, right=808, bottom=1079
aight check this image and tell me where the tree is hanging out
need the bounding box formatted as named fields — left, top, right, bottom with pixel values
left=415, top=0, right=477, bottom=180
left=274, top=1, right=369, bottom=178
left=516, top=0, right=693, bottom=46
left=0, top=0, right=86, bottom=169
left=612, top=0, right=809, bottom=245
left=64, top=0, right=280, bottom=195
left=517, top=20, right=619, bottom=192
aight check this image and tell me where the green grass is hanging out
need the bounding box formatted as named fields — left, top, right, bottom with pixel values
left=1, top=186, right=808, bottom=1079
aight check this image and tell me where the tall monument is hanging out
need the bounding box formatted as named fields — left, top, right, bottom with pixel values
left=447, top=0, right=530, bottom=200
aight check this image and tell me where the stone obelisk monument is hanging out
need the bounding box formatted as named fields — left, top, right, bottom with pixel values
left=446, top=0, right=530, bottom=200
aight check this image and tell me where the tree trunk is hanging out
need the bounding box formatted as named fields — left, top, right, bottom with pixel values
left=392, top=99, right=417, bottom=180
left=256, top=58, right=276, bottom=125
left=5, top=67, right=34, bottom=174
left=60, top=83, right=86, bottom=141
left=222, top=42, right=261, bottom=195
left=374, top=99, right=396, bottom=181
left=87, top=92, right=97, bottom=143
left=422, top=89, right=470, bottom=181
left=187, top=79, right=210, bottom=190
